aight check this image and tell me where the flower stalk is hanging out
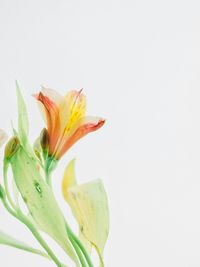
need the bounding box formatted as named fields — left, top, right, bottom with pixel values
left=0, top=84, right=109, bottom=267
left=66, top=226, right=94, bottom=267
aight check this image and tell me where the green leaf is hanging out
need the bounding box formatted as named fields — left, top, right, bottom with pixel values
left=9, top=146, right=79, bottom=266
left=0, top=230, right=49, bottom=259
left=69, top=180, right=109, bottom=258
left=12, top=178, right=19, bottom=208
left=16, top=81, right=29, bottom=146
left=79, top=229, right=92, bottom=254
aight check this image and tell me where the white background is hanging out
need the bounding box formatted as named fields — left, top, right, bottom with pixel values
left=0, top=0, right=200, bottom=266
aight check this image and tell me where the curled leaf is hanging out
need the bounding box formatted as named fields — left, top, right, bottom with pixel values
left=62, top=159, right=77, bottom=202
left=62, top=160, right=109, bottom=264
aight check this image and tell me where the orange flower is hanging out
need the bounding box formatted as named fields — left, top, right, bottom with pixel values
left=35, top=88, right=105, bottom=159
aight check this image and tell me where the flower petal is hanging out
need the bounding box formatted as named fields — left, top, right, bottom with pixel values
left=36, top=92, right=58, bottom=132
left=60, top=90, right=86, bottom=137
left=41, top=87, right=63, bottom=106
left=34, top=87, right=63, bottom=126
left=56, top=117, right=105, bottom=159
left=65, top=90, right=86, bottom=118
left=35, top=91, right=61, bottom=155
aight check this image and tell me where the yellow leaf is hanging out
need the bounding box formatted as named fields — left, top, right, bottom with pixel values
left=62, top=160, right=109, bottom=264
left=62, top=159, right=77, bottom=202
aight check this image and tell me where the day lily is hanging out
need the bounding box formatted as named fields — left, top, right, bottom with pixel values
left=35, top=88, right=105, bottom=160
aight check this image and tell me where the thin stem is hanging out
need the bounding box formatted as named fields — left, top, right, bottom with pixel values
left=66, top=226, right=94, bottom=267
left=68, top=231, right=87, bottom=267
left=18, top=211, right=64, bottom=267
left=1, top=196, right=17, bottom=217
left=45, top=168, right=52, bottom=187
left=0, top=233, right=69, bottom=267
left=44, top=157, right=52, bottom=186
left=3, top=160, right=17, bottom=210
left=1, top=197, right=63, bottom=267
left=1, top=239, right=50, bottom=260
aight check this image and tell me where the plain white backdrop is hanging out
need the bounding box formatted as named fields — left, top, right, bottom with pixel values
left=1, top=0, right=200, bottom=266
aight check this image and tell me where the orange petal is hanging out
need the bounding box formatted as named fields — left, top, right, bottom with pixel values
left=56, top=117, right=105, bottom=159
left=41, top=87, right=63, bottom=106
left=35, top=92, right=61, bottom=154
left=52, top=90, right=86, bottom=157
left=62, top=90, right=86, bottom=135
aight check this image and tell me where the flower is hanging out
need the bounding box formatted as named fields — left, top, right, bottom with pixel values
left=35, top=88, right=105, bottom=159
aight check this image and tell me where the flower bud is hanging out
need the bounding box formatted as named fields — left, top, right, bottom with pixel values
left=40, top=128, right=49, bottom=151
left=4, top=137, right=20, bottom=159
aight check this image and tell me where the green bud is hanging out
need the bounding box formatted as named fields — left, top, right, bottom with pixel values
left=40, top=128, right=49, bottom=151
left=4, top=137, right=20, bottom=159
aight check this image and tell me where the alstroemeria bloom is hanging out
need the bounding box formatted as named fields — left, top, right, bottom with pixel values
left=35, top=88, right=105, bottom=159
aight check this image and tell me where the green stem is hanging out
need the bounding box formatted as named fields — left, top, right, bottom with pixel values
left=0, top=238, right=50, bottom=260
left=45, top=168, right=52, bottom=187
left=66, top=226, right=94, bottom=267
left=0, top=232, right=69, bottom=267
left=1, top=198, right=63, bottom=267
left=44, top=157, right=57, bottom=186
left=68, top=230, right=87, bottom=267
left=44, top=159, right=53, bottom=187
left=19, top=212, right=63, bottom=267
left=3, top=160, right=17, bottom=210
